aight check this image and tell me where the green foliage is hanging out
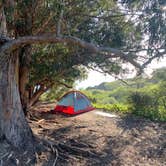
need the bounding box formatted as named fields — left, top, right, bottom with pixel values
left=128, top=82, right=166, bottom=122
left=4, top=0, right=165, bottom=104
left=40, top=85, right=70, bottom=102
left=121, top=0, right=166, bottom=57
left=30, top=43, right=87, bottom=86
left=93, top=103, right=130, bottom=114
left=84, top=67, right=166, bottom=122
left=151, top=67, right=166, bottom=82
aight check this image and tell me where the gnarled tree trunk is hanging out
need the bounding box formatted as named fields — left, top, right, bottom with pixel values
left=0, top=4, right=33, bottom=149
left=0, top=52, right=33, bottom=148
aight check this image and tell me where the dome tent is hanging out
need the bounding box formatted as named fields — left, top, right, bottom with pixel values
left=53, top=91, right=94, bottom=115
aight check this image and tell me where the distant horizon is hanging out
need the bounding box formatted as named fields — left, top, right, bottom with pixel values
left=76, top=58, right=166, bottom=90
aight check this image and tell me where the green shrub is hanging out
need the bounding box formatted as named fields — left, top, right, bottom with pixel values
left=128, top=88, right=166, bottom=121
left=93, top=103, right=130, bottom=114
left=128, top=92, right=154, bottom=112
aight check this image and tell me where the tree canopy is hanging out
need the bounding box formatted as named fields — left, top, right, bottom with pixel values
left=0, top=0, right=165, bottom=107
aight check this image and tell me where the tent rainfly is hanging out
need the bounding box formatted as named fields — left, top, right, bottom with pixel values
left=53, top=91, right=94, bottom=115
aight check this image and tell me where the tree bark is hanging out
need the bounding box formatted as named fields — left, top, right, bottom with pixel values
left=19, top=45, right=32, bottom=115
left=28, top=83, right=53, bottom=108
left=0, top=5, right=33, bottom=148
left=28, top=87, right=45, bottom=108
left=0, top=53, right=34, bottom=148
left=0, top=34, right=142, bottom=70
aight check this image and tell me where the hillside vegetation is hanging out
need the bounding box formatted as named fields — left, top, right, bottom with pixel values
left=83, top=67, right=166, bottom=122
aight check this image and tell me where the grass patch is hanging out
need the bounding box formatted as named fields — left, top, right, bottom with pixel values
left=93, top=103, right=131, bottom=114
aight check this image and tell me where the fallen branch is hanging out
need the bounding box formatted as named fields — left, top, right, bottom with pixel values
left=36, top=119, right=45, bottom=124
left=0, top=152, right=9, bottom=166
left=27, top=111, right=40, bottom=121
left=52, top=148, right=58, bottom=166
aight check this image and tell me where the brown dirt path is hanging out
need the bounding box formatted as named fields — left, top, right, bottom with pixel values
left=29, top=102, right=166, bottom=166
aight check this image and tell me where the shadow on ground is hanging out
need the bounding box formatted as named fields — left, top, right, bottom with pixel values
left=1, top=103, right=165, bottom=166
left=31, top=111, right=166, bottom=166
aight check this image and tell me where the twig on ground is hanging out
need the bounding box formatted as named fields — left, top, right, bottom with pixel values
left=0, top=152, right=9, bottom=166
left=36, top=119, right=45, bottom=124
left=52, top=148, right=58, bottom=166
left=27, top=111, right=40, bottom=121
left=69, top=139, right=95, bottom=148
left=35, top=152, right=39, bottom=164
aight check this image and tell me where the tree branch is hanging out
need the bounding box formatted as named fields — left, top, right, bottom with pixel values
left=73, top=12, right=142, bottom=20
left=28, top=82, right=54, bottom=107
left=87, top=65, right=130, bottom=86
left=57, top=81, right=72, bottom=88
left=0, top=34, right=142, bottom=70
left=56, top=9, right=64, bottom=36
left=0, top=6, right=7, bottom=36
left=142, top=50, right=166, bottom=68
left=35, top=13, right=54, bottom=34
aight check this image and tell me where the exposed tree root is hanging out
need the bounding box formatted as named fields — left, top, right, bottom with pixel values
left=27, top=111, right=40, bottom=121
left=68, top=138, right=97, bottom=149
left=58, top=142, right=98, bottom=158
left=0, top=152, right=9, bottom=166
left=38, top=137, right=100, bottom=165
left=53, top=148, right=58, bottom=166
left=45, top=139, right=59, bottom=166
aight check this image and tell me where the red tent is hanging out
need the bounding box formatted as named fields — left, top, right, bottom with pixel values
left=53, top=91, right=94, bottom=115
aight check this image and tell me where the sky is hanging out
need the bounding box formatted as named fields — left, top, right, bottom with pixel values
left=75, top=4, right=166, bottom=90
left=76, top=58, right=166, bottom=89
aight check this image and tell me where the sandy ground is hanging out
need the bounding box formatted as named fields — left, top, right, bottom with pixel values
left=0, top=102, right=166, bottom=166
left=30, top=102, right=166, bottom=166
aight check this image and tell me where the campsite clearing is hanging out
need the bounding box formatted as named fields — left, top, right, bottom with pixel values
left=0, top=102, right=166, bottom=166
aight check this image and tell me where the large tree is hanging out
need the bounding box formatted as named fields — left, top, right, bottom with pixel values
left=0, top=0, right=165, bottom=149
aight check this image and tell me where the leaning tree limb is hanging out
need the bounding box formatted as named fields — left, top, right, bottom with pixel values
left=0, top=34, right=142, bottom=70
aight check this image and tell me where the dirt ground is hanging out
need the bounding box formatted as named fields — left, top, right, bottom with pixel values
left=0, top=102, right=166, bottom=166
